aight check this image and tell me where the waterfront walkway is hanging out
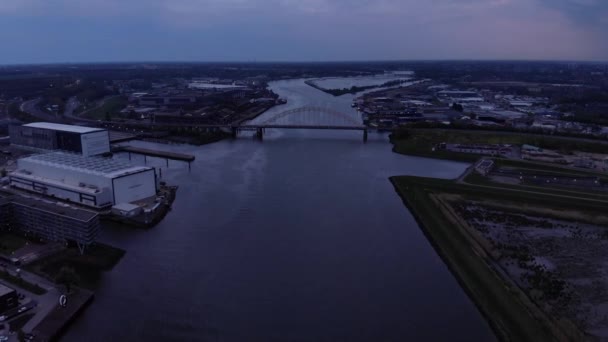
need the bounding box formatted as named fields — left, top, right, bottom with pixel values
left=30, top=288, right=94, bottom=342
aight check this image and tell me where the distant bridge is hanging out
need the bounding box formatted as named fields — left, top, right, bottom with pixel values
left=235, top=106, right=368, bottom=140
left=99, top=106, right=372, bottom=142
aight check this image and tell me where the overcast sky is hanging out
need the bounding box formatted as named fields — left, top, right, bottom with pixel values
left=0, top=0, right=607, bottom=64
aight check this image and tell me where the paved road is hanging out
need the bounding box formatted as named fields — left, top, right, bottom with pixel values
left=0, top=263, right=62, bottom=337
left=62, top=97, right=80, bottom=120
left=19, top=99, right=62, bottom=123
left=460, top=175, right=608, bottom=204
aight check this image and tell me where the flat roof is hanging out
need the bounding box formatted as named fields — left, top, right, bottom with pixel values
left=24, top=122, right=105, bottom=134
left=10, top=195, right=98, bottom=222
left=21, top=151, right=153, bottom=178
left=0, top=283, right=16, bottom=297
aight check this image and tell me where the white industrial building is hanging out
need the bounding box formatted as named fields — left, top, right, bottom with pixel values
left=10, top=122, right=110, bottom=157
left=9, top=151, right=157, bottom=208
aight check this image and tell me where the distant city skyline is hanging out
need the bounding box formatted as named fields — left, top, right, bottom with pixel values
left=0, top=0, right=607, bottom=64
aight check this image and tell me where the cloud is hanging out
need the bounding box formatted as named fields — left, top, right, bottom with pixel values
left=0, top=0, right=606, bottom=62
left=538, top=0, right=608, bottom=24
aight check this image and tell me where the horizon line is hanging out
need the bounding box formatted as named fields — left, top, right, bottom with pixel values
left=1, top=58, right=608, bottom=67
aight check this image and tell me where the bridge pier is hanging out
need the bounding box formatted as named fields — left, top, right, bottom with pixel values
left=255, top=128, right=264, bottom=141
left=363, top=129, right=368, bottom=143
left=231, top=127, right=238, bottom=139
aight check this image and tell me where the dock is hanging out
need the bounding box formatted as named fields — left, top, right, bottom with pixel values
left=112, top=146, right=195, bottom=170
left=31, top=288, right=94, bottom=342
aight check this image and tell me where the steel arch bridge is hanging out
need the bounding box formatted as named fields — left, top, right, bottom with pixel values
left=97, top=106, right=370, bottom=142
left=256, top=106, right=362, bottom=127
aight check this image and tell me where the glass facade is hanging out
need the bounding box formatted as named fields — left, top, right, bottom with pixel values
left=56, top=131, right=83, bottom=154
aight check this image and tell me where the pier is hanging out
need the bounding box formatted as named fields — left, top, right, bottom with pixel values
left=31, top=288, right=95, bottom=342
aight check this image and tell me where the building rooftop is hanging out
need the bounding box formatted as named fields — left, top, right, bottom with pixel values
left=24, top=122, right=104, bottom=134
left=21, top=152, right=152, bottom=178
left=0, top=283, right=15, bottom=297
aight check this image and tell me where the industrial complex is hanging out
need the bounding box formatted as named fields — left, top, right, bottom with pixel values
left=6, top=122, right=158, bottom=209
left=10, top=152, right=157, bottom=208
left=0, top=121, right=170, bottom=256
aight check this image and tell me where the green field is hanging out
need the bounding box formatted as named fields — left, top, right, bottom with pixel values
left=26, top=243, right=125, bottom=290
left=493, top=158, right=608, bottom=177
left=391, top=129, right=608, bottom=162
left=81, top=96, right=128, bottom=120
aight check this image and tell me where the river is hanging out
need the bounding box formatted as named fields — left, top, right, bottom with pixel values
left=62, top=79, right=495, bottom=341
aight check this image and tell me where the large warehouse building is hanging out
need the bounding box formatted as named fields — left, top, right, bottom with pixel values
left=9, top=152, right=158, bottom=208
left=9, top=122, right=110, bottom=157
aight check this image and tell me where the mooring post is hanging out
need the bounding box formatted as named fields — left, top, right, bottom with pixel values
left=363, top=129, right=368, bottom=143
left=231, top=126, right=238, bottom=138
left=256, top=127, right=264, bottom=141
left=166, top=158, right=169, bottom=167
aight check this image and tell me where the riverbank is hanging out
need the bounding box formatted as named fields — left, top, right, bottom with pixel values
left=31, top=287, right=94, bottom=342
left=26, top=243, right=125, bottom=290
left=305, top=80, right=377, bottom=96
left=389, top=169, right=608, bottom=340
left=305, top=77, right=413, bottom=96
left=390, top=176, right=566, bottom=341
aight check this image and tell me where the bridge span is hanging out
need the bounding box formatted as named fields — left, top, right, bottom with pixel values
left=233, top=124, right=368, bottom=141
left=99, top=106, right=374, bottom=142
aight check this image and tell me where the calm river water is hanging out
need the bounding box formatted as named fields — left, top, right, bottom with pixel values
left=63, top=79, right=494, bottom=341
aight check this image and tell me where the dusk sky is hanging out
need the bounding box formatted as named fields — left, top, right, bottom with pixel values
left=1, top=0, right=607, bottom=64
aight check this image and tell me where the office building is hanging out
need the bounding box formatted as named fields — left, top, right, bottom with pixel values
left=9, top=122, right=110, bottom=157
left=0, top=194, right=100, bottom=253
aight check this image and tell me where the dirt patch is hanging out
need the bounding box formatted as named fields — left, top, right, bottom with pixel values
left=449, top=199, right=608, bottom=338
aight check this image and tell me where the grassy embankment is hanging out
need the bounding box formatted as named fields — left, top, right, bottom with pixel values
left=390, top=129, right=608, bottom=163
left=390, top=175, right=607, bottom=341
left=26, top=243, right=125, bottom=290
